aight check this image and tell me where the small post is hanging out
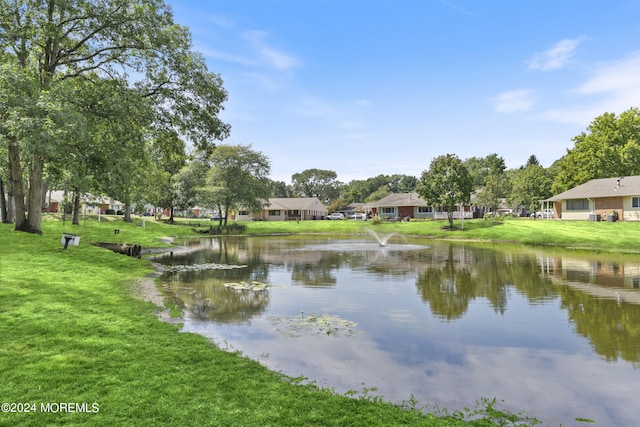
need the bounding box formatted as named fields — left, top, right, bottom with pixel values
left=63, top=236, right=73, bottom=249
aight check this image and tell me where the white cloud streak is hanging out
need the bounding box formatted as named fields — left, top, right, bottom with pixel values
left=528, top=38, right=583, bottom=71
left=541, top=51, right=640, bottom=124
left=243, top=30, right=298, bottom=71
left=489, top=89, right=535, bottom=113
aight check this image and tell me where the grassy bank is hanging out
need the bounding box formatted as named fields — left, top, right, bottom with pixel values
left=243, top=217, right=640, bottom=253
left=1, top=217, right=539, bottom=427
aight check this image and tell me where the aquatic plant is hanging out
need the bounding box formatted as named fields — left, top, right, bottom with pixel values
left=269, top=312, right=361, bottom=337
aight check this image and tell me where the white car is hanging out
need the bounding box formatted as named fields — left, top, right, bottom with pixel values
left=326, top=213, right=345, bottom=220
left=496, top=209, right=514, bottom=216
left=347, top=213, right=367, bottom=220
left=532, top=209, right=554, bottom=219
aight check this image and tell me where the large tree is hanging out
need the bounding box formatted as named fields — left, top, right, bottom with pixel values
left=0, top=0, right=228, bottom=234
left=473, top=154, right=510, bottom=213
left=145, top=129, right=188, bottom=223
left=203, top=145, right=271, bottom=226
left=291, top=168, right=341, bottom=204
left=552, top=108, right=640, bottom=194
left=417, top=154, right=473, bottom=229
left=508, top=164, right=552, bottom=213
left=172, top=153, right=210, bottom=221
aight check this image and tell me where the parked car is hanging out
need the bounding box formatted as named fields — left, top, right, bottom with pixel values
left=326, top=213, right=345, bottom=220
left=496, top=208, right=514, bottom=216
left=347, top=213, right=367, bottom=220
left=531, top=209, right=554, bottom=219
left=210, top=213, right=226, bottom=220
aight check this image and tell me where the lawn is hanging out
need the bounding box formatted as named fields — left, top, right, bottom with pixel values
left=1, top=216, right=544, bottom=426
left=242, top=216, right=640, bottom=253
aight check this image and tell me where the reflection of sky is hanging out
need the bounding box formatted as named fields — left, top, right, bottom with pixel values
left=173, top=239, right=640, bottom=426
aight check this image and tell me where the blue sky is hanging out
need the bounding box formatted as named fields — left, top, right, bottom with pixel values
left=170, top=1, right=640, bottom=183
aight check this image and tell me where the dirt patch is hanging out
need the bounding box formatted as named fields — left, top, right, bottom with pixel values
left=130, top=266, right=182, bottom=325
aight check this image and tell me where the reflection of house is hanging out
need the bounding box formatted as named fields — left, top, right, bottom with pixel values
left=538, top=253, right=640, bottom=291
left=547, top=175, right=640, bottom=221
left=369, top=192, right=474, bottom=220
left=236, top=198, right=327, bottom=221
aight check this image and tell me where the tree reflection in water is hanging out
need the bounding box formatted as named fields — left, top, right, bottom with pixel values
left=159, top=236, right=640, bottom=364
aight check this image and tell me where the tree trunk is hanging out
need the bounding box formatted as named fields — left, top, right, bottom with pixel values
left=8, top=140, right=26, bottom=230
left=169, top=206, right=174, bottom=223
left=123, top=203, right=132, bottom=222
left=72, top=187, right=81, bottom=225
left=42, top=177, right=51, bottom=212
left=222, top=203, right=228, bottom=226
left=21, top=155, right=44, bottom=234
left=0, top=176, right=8, bottom=223
left=447, top=210, right=454, bottom=229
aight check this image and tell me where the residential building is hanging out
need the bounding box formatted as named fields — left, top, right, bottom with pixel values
left=547, top=175, right=640, bottom=221
left=236, top=197, right=327, bottom=221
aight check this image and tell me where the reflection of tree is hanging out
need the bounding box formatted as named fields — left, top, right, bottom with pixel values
left=416, top=245, right=557, bottom=320
left=287, top=249, right=419, bottom=287
left=172, top=282, right=269, bottom=323
left=290, top=260, right=336, bottom=287
left=162, top=236, right=640, bottom=363
left=559, top=287, right=640, bottom=364
left=416, top=246, right=474, bottom=320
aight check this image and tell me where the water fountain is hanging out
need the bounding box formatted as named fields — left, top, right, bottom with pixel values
left=365, top=227, right=399, bottom=247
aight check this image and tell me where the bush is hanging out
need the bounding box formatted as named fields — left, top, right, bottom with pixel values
left=370, top=216, right=382, bottom=225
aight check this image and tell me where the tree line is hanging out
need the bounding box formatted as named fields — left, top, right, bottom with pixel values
left=2, top=2, right=640, bottom=233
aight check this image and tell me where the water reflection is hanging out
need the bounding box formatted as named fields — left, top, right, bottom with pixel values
left=155, top=236, right=640, bottom=425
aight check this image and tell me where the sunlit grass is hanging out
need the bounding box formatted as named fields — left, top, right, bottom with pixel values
left=243, top=217, right=640, bottom=253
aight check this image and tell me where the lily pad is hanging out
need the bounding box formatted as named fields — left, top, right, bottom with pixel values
left=162, top=263, right=247, bottom=273
left=223, top=281, right=273, bottom=291
left=269, top=312, right=361, bottom=337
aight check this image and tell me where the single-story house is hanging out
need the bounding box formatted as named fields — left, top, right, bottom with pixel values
left=547, top=175, right=640, bottom=221
left=45, top=190, right=124, bottom=214
left=236, top=197, right=328, bottom=221
left=368, top=192, right=474, bottom=220
left=336, top=202, right=367, bottom=217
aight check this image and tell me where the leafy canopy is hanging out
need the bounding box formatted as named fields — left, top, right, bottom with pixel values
left=418, top=154, right=473, bottom=228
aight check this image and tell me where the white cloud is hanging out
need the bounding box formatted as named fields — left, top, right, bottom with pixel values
left=576, top=51, right=640, bottom=95
left=541, top=51, right=640, bottom=124
left=528, top=38, right=583, bottom=71
left=489, top=89, right=535, bottom=113
left=243, top=30, right=298, bottom=71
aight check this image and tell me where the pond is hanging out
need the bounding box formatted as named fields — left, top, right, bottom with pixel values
left=154, top=234, right=640, bottom=426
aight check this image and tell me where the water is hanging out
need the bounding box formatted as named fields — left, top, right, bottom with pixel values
left=155, top=235, right=640, bottom=426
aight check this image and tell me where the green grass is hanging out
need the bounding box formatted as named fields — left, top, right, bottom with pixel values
left=243, top=216, right=640, bottom=253
left=0, top=215, right=542, bottom=426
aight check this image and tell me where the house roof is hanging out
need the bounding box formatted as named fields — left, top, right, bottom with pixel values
left=266, top=197, right=327, bottom=211
left=370, top=192, right=427, bottom=207
left=48, top=190, right=114, bottom=204
left=548, top=176, right=640, bottom=201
